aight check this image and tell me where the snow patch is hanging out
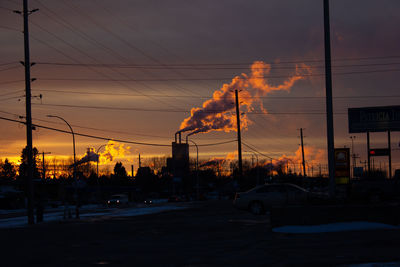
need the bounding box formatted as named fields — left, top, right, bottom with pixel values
left=0, top=205, right=186, bottom=229
left=273, top=221, right=399, bottom=234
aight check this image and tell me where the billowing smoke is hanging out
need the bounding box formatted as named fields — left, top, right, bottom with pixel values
left=263, top=146, right=326, bottom=173
left=98, top=140, right=131, bottom=165
left=75, top=147, right=99, bottom=166
left=200, top=158, right=225, bottom=168
left=178, top=61, right=310, bottom=136
left=199, top=151, right=237, bottom=168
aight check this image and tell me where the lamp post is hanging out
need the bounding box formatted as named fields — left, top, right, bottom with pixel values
left=350, top=136, right=356, bottom=178
left=186, top=137, right=199, bottom=200
left=47, top=115, right=79, bottom=219
left=96, top=144, right=106, bottom=203
left=96, top=144, right=106, bottom=179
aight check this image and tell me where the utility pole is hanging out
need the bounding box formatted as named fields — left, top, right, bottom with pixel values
left=324, top=0, right=335, bottom=197
left=300, top=128, right=306, bottom=177
left=367, top=131, right=370, bottom=173
left=138, top=153, right=141, bottom=168
left=16, top=0, right=39, bottom=225
left=388, top=130, right=392, bottom=178
left=131, top=165, right=134, bottom=177
left=234, top=89, right=243, bottom=179
left=270, top=158, right=273, bottom=180
left=42, top=152, right=51, bottom=179
left=53, top=157, right=56, bottom=179
left=350, top=136, right=359, bottom=178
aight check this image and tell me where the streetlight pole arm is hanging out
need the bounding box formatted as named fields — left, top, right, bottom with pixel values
left=187, top=139, right=199, bottom=200
left=47, top=114, right=79, bottom=218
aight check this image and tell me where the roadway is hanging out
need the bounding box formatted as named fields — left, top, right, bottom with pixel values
left=1, top=200, right=400, bottom=266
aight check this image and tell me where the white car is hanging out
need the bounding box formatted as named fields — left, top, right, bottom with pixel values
left=233, top=183, right=317, bottom=215
left=107, top=194, right=129, bottom=207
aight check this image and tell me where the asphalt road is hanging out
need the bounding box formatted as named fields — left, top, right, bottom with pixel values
left=2, top=200, right=400, bottom=266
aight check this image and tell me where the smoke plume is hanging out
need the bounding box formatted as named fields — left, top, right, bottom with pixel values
left=178, top=61, right=310, bottom=136
left=264, top=146, right=326, bottom=173
left=76, top=147, right=99, bottom=166
left=98, top=140, right=131, bottom=165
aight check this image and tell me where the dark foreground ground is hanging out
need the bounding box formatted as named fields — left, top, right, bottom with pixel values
left=2, top=200, right=400, bottom=266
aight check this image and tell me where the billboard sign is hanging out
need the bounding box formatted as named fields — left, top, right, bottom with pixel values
left=348, top=105, right=400, bottom=133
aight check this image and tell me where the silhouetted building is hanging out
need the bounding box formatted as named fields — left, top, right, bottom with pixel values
left=167, top=132, right=190, bottom=192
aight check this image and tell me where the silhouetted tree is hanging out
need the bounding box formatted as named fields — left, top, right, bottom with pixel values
left=0, top=158, right=16, bottom=182
left=18, top=146, right=41, bottom=181
left=113, top=162, right=127, bottom=178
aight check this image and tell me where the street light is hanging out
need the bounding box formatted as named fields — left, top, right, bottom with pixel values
left=96, top=144, right=106, bottom=204
left=186, top=136, right=199, bottom=200
left=96, top=144, right=106, bottom=178
left=47, top=115, right=79, bottom=219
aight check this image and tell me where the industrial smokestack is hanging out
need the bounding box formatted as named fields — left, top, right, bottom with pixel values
left=175, top=131, right=183, bottom=143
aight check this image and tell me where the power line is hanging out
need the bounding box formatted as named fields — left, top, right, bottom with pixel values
left=29, top=21, right=194, bottom=108
left=0, top=62, right=19, bottom=66
left=32, top=102, right=349, bottom=115
left=29, top=22, right=183, bottom=108
left=36, top=68, right=400, bottom=82
left=39, top=0, right=201, bottom=99
left=34, top=55, right=400, bottom=68
left=0, top=115, right=237, bottom=147
left=1, top=109, right=172, bottom=139
left=35, top=61, right=400, bottom=70
left=242, top=141, right=274, bottom=160
left=0, top=25, right=20, bottom=32
left=0, top=6, right=13, bottom=12
left=0, top=115, right=236, bottom=148
left=0, top=95, right=23, bottom=102
left=0, top=65, right=21, bottom=72
left=0, top=89, right=24, bottom=97
left=32, top=88, right=400, bottom=100
left=0, top=109, right=237, bottom=141
left=57, top=0, right=201, bottom=96
left=0, top=79, right=24, bottom=85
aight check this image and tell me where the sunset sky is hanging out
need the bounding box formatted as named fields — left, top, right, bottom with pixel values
left=1, top=0, right=399, bottom=173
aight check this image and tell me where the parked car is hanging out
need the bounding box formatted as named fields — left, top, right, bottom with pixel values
left=107, top=194, right=129, bottom=207
left=233, top=183, right=326, bottom=215
left=144, top=199, right=153, bottom=205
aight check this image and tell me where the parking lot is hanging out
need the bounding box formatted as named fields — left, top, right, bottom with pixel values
left=2, top=200, right=400, bottom=266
